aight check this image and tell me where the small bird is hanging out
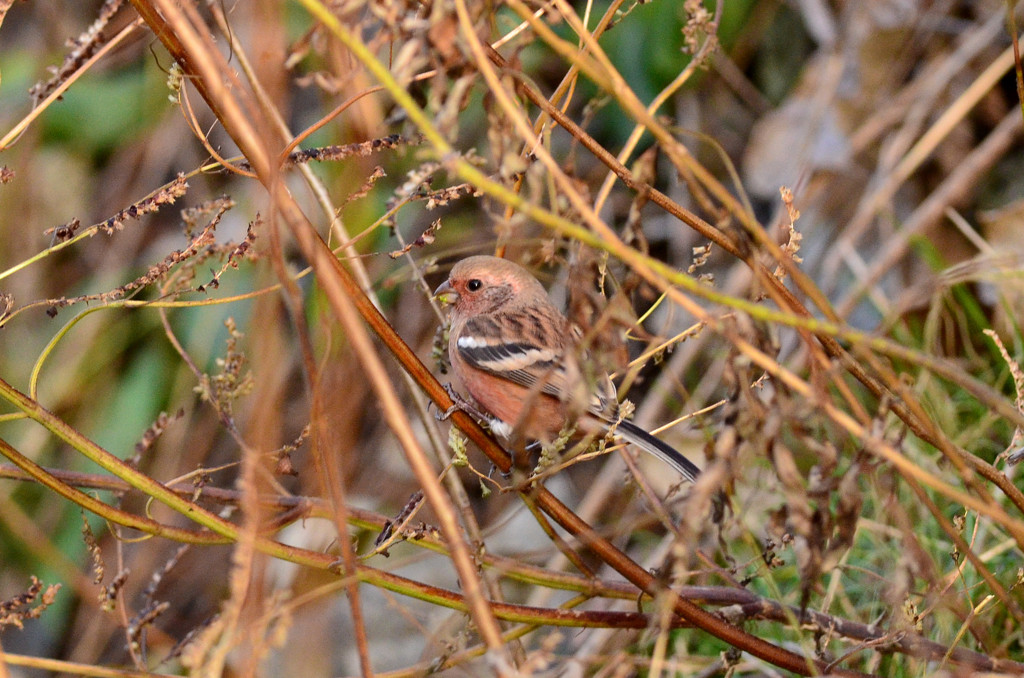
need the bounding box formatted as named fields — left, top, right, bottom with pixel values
left=433, top=255, right=700, bottom=482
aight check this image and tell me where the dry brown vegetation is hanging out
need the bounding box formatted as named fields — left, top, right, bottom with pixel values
left=1, top=1, right=1024, bottom=676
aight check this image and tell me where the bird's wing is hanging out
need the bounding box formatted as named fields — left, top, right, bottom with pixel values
left=457, top=312, right=621, bottom=418
left=455, top=332, right=567, bottom=398
left=457, top=310, right=577, bottom=400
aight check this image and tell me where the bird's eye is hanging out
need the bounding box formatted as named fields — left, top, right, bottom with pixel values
left=466, top=279, right=483, bottom=291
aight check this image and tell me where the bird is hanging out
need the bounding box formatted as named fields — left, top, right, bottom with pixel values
left=433, top=254, right=700, bottom=482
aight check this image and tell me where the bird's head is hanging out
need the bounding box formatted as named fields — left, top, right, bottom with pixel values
left=433, top=255, right=546, bottom=315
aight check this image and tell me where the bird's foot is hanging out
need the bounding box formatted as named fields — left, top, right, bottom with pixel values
left=436, top=383, right=492, bottom=423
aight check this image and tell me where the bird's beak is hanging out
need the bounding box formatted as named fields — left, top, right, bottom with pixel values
left=433, top=279, right=456, bottom=303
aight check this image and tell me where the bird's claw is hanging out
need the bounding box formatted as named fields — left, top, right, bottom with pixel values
left=436, top=404, right=459, bottom=421
left=438, top=383, right=494, bottom=423
left=487, top=463, right=513, bottom=480
left=434, top=383, right=465, bottom=421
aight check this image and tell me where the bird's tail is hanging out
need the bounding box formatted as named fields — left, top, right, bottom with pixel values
left=613, top=419, right=701, bottom=482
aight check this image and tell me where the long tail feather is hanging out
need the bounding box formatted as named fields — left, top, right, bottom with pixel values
left=614, top=420, right=701, bottom=482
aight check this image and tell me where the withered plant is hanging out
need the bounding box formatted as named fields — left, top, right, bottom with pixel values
left=1, top=1, right=1023, bottom=676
